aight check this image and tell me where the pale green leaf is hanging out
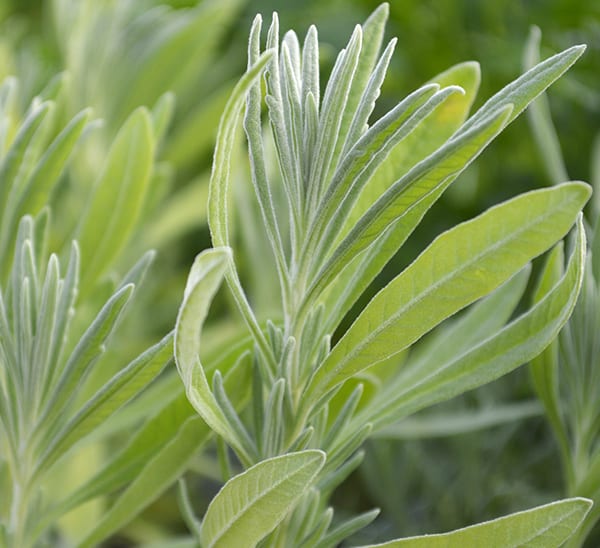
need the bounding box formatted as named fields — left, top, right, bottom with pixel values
left=461, top=43, right=585, bottom=133
left=306, top=25, right=362, bottom=210
left=77, top=107, right=155, bottom=289
left=360, top=214, right=585, bottom=430
left=16, top=108, right=92, bottom=219
left=334, top=3, right=389, bottom=162
left=36, top=331, right=173, bottom=474
left=207, top=50, right=277, bottom=367
left=0, top=102, right=53, bottom=273
left=407, top=266, right=530, bottom=378
left=39, top=392, right=195, bottom=528
left=200, top=450, right=326, bottom=548
left=150, top=91, right=175, bottom=148
left=529, top=244, right=570, bottom=461
left=304, top=83, right=455, bottom=266
left=339, top=61, right=480, bottom=242
left=357, top=498, right=592, bottom=548
left=302, top=105, right=513, bottom=314
left=245, top=15, right=289, bottom=290
left=174, top=247, right=243, bottom=453
left=107, top=0, right=242, bottom=126
left=34, top=283, right=134, bottom=446
left=77, top=416, right=208, bottom=548
left=307, top=182, right=589, bottom=399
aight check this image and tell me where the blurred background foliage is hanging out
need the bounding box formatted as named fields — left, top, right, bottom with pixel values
left=0, top=0, right=597, bottom=545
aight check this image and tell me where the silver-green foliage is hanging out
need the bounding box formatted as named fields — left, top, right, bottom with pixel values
left=0, top=80, right=197, bottom=548
left=175, top=4, right=592, bottom=546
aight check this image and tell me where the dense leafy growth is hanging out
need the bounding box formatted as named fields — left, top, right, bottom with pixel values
left=0, top=1, right=598, bottom=547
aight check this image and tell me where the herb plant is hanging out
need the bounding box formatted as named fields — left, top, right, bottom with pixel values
left=174, top=4, right=595, bottom=546
left=0, top=2, right=597, bottom=546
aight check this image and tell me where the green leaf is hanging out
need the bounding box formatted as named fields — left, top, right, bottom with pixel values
left=77, top=107, right=155, bottom=290
left=306, top=84, right=459, bottom=268
left=36, top=331, right=173, bottom=475
left=302, top=105, right=513, bottom=314
left=78, top=416, right=209, bottom=548
left=150, top=91, right=175, bottom=148
left=357, top=498, right=592, bottom=548
left=174, top=247, right=243, bottom=454
left=307, top=182, right=589, bottom=399
left=311, top=63, right=480, bottom=319
left=306, top=25, right=362, bottom=210
left=0, top=102, right=53, bottom=273
left=360, top=214, right=586, bottom=430
left=207, top=50, right=277, bottom=368
left=200, top=450, right=326, bottom=548
left=339, top=61, right=480, bottom=242
left=407, top=266, right=530, bottom=379
left=333, top=3, right=389, bottom=166
left=50, top=391, right=194, bottom=519
left=16, top=108, right=92, bottom=219
left=34, top=283, right=134, bottom=446
left=460, top=43, right=585, bottom=133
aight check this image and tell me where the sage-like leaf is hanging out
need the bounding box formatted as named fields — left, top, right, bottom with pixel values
left=307, top=182, right=589, bottom=400
left=357, top=497, right=592, bottom=547
left=200, top=450, right=326, bottom=548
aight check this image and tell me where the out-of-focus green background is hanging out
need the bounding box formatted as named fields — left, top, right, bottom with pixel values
left=0, top=0, right=598, bottom=545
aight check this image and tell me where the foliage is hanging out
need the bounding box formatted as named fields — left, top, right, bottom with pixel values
left=0, top=0, right=597, bottom=546
left=173, top=5, right=594, bottom=546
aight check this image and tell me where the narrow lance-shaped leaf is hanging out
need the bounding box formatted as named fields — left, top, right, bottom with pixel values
left=33, top=283, right=134, bottom=447
left=461, top=43, right=585, bottom=136
left=174, top=247, right=246, bottom=457
left=35, top=331, right=173, bottom=477
left=207, top=50, right=277, bottom=368
left=340, top=61, right=481, bottom=240
left=44, top=392, right=194, bottom=524
left=335, top=3, right=389, bottom=160
left=306, top=182, right=589, bottom=401
left=309, top=85, right=464, bottom=273
left=357, top=498, right=592, bottom=548
left=77, top=416, right=209, bottom=548
left=200, top=450, right=326, bottom=548
left=77, top=107, right=155, bottom=290
left=301, top=105, right=513, bottom=315
left=360, top=214, right=586, bottom=431
left=319, top=63, right=481, bottom=334
left=16, top=108, right=92, bottom=220
left=407, top=266, right=530, bottom=379
left=245, top=15, right=289, bottom=297
left=306, top=25, right=362, bottom=211
left=308, top=44, right=586, bottom=324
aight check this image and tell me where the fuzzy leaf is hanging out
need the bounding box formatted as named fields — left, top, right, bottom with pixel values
left=36, top=331, right=173, bottom=474
left=200, top=450, right=326, bottom=548
left=307, top=183, right=589, bottom=399
left=174, top=247, right=242, bottom=452
left=357, top=498, right=592, bottom=547
left=360, top=214, right=586, bottom=430
left=77, top=107, right=155, bottom=289
left=78, top=416, right=208, bottom=548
